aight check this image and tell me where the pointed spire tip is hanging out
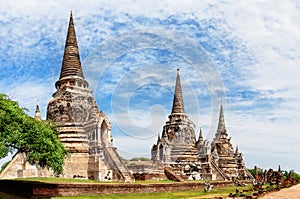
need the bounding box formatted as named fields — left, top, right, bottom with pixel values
left=216, top=100, right=226, bottom=135
left=171, top=68, right=185, bottom=114
left=58, top=11, right=85, bottom=80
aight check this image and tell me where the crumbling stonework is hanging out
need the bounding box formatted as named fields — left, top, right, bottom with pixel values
left=151, top=70, right=198, bottom=166
left=127, top=160, right=166, bottom=181
left=151, top=70, right=253, bottom=181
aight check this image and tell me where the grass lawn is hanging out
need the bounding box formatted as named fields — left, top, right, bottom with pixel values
left=13, top=177, right=117, bottom=184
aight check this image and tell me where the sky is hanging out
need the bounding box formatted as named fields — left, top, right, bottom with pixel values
left=0, top=0, right=299, bottom=173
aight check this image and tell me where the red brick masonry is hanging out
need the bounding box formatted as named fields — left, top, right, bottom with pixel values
left=0, top=180, right=239, bottom=197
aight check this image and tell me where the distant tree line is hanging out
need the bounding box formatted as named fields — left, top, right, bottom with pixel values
left=129, top=157, right=150, bottom=161
left=248, top=167, right=300, bottom=180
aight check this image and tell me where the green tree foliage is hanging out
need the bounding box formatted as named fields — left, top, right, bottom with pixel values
left=0, top=94, right=68, bottom=175
left=248, top=168, right=263, bottom=177
left=0, top=160, right=10, bottom=172
left=282, top=170, right=300, bottom=180
left=292, top=171, right=300, bottom=180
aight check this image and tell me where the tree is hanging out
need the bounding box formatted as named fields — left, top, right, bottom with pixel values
left=0, top=93, right=68, bottom=175
left=130, top=157, right=150, bottom=161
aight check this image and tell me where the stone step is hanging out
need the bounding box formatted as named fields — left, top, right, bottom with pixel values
left=105, top=147, right=135, bottom=183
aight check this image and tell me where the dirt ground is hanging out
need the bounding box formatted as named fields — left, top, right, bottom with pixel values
left=260, top=184, right=300, bottom=199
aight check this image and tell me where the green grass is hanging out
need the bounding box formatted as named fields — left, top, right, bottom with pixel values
left=51, top=185, right=253, bottom=199
left=10, top=177, right=228, bottom=184
left=13, top=177, right=118, bottom=184
left=134, top=179, right=175, bottom=184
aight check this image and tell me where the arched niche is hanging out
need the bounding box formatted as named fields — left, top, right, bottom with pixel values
left=101, top=121, right=109, bottom=147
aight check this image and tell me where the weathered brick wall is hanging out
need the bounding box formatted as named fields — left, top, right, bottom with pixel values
left=133, top=172, right=167, bottom=181
left=0, top=180, right=237, bottom=197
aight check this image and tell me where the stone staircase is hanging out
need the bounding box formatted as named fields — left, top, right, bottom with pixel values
left=210, top=160, right=230, bottom=180
left=104, top=147, right=135, bottom=183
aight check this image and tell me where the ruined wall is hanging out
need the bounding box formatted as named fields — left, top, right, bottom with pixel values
left=0, top=180, right=236, bottom=197
left=127, top=160, right=166, bottom=181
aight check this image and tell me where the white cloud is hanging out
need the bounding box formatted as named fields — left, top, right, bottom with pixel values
left=0, top=79, right=54, bottom=119
left=109, top=106, right=168, bottom=139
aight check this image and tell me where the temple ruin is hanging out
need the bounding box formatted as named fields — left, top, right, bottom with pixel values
left=151, top=69, right=254, bottom=181
left=0, top=12, right=253, bottom=182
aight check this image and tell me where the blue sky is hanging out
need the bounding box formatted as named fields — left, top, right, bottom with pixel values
left=0, top=0, right=299, bottom=173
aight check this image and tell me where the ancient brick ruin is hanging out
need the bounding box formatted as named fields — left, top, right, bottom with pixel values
left=151, top=69, right=254, bottom=181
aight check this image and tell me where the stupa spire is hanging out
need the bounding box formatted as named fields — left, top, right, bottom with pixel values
left=34, top=103, right=42, bottom=121
left=59, top=11, right=84, bottom=80
left=217, top=101, right=226, bottom=135
left=171, top=69, right=185, bottom=114
left=198, top=128, right=204, bottom=142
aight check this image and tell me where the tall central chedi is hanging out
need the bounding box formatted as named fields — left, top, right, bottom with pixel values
left=151, top=69, right=197, bottom=165
left=47, top=12, right=96, bottom=154
left=0, top=12, right=133, bottom=181
left=47, top=11, right=97, bottom=178
left=47, top=12, right=134, bottom=181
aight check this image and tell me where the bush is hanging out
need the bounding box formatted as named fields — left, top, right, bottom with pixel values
left=248, top=168, right=263, bottom=176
